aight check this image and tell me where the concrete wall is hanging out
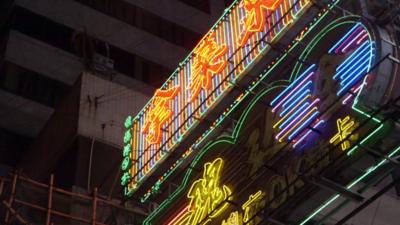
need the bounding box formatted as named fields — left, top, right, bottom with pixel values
left=78, top=72, right=150, bottom=148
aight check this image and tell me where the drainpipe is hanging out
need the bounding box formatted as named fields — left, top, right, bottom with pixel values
left=87, top=136, right=95, bottom=192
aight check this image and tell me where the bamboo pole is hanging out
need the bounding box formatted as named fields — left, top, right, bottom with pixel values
left=0, top=178, right=4, bottom=197
left=107, top=169, right=120, bottom=200
left=46, top=174, right=54, bottom=225
left=18, top=175, right=91, bottom=200
left=2, top=200, right=29, bottom=225
left=16, top=174, right=143, bottom=214
left=92, top=188, right=97, bottom=225
left=14, top=199, right=107, bottom=225
left=4, top=173, right=144, bottom=224
left=4, top=173, right=17, bottom=224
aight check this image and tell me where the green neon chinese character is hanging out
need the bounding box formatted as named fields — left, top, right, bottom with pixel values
left=121, top=172, right=130, bottom=186
left=124, top=116, right=133, bottom=128
left=124, top=130, right=131, bottom=143
left=123, top=144, right=131, bottom=157
left=121, top=157, right=131, bottom=171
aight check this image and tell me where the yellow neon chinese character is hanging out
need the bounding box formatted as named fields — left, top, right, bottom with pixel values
left=222, top=211, right=242, bottom=225
left=242, top=191, right=264, bottom=224
left=239, top=0, right=283, bottom=47
left=142, top=86, right=180, bottom=145
left=189, top=34, right=228, bottom=102
left=329, top=116, right=357, bottom=151
left=186, top=158, right=232, bottom=225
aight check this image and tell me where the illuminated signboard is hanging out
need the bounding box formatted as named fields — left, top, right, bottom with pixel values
left=143, top=15, right=397, bottom=224
left=163, top=158, right=265, bottom=225
left=122, top=0, right=313, bottom=194
left=167, top=158, right=231, bottom=225
left=138, top=0, right=345, bottom=202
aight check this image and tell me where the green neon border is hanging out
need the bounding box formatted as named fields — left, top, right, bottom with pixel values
left=138, top=0, right=343, bottom=201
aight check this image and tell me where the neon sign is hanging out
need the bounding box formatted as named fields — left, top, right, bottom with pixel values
left=238, top=0, right=284, bottom=46
left=142, top=87, right=180, bottom=145
left=329, top=116, right=358, bottom=151
left=329, top=23, right=375, bottom=97
left=168, top=158, right=231, bottom=225
left=140, top=1, right=348, bottom=203
left=271, top=64, right=322, bottom=147
left=221, top=190, right=265, bottom=225
left=190, top=34, right=228, bottom=102
left=144, top=15, right=391, bottom=225
left=123, top=0, right=313, bottom=194
left=222, top=211, right=242, bottom=225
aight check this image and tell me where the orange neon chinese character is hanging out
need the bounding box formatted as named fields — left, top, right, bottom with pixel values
left=189, top=34, right=228, bottom=102
left=239, top=0, right=283, bottom=47
left=142, top=86, right=180, bottom=145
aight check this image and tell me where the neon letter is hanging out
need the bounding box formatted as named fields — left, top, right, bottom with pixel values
left=189, top=34, right=228, bottom=102
left=142, top=86, right=180, bottom=145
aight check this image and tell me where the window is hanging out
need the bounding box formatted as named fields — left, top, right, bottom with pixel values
left=178, top=0, right=211, bottom=14
left=75, top=0, right=202, bottom=49
left=12, top=7, right=173, bottom=87
left=0, top=61, right=70, bottom=108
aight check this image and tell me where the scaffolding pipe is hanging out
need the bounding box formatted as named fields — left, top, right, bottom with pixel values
left=46, top=174, right=54, bottom=225
left=4, top=173, right=17, bottom=224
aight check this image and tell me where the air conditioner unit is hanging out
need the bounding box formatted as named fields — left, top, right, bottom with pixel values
left=93, top=53, right=114, bottom=74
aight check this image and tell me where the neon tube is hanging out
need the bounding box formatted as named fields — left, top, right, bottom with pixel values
left=280, top=89, right=311, bottom=117
left=339, top=51, right=371, bottom=82
left=276, top=98, right=320, bottom=140
left=288, top=111, right=320, bottom=140
left=167, top=205, right=190, bottom=225
left=292, top=120, right=325, bottom=148
left=281, top=82, right=312, bottom=110
left=341, top=30, right=366, bottom=53
left=336, top=41, right=370, bottom=75
left=340, top=53, right=370, bottom=84
left=333, top=41, right=370, bottom=78
left=356, top=33, right=369, bottom=45
left=278, top=107, right=318, bottom=142
left=338, top=69, right=369, bottom=96
left=272, top=73, right=314, bottom=112
left=334, top=25, right=362, bottom=53
left=279, top=102, right=311, bottom=129
left=270, top=65, right=316, bottom=106
left=274, top=94, right=311, bottom=129
left=328, top=23, right=360, bottom=53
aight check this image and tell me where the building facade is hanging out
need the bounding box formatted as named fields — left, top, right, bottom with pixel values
left=0, top=0, right=228, bottom=179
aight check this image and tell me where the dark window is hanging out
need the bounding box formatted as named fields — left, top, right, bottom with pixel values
left=11, top=7, right=172, bottom=87
left=74, top=0, right=202, bottom=50
left=13, top=7, right=75, bottom=54
left=0, top=61, right=70, bottom=108
left=224, top=0, right=236, bottom=7
left=178, top=0, right=210, bottom=14
left=0, top=128, right=32, bottom=166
